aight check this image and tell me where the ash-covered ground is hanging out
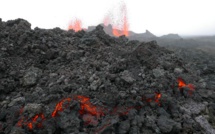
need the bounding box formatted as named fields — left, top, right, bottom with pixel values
left=0, top=18, right=215, bottom=134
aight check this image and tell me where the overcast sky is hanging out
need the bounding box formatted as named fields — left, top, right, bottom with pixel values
left=0, top=0, right=215, bottom=36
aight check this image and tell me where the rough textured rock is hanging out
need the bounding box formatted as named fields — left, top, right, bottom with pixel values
left=180, top=101, right=206, bottom=115
left=195, top=115, right=215, bottom=134
left=23, top=67, right=42, bottom=86
left=157, top=115, right=177, bottom=133
left=120, top=70, right=135, bottom=84
left=8, top=97, right=25, bottom=107
left=9, top=127, right=25, bottom=134
left=0, top=18, right=214, bottom=134
left=24, top=103, right=43, bottom=115
left=118, top=120, right=130, bottom=134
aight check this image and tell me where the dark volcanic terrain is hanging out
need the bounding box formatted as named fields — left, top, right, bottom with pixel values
left=0, top=18, right=215, bottom=134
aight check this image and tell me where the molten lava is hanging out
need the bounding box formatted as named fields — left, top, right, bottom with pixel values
left=16, top=77, right=195, bottom=131
left=112, top=3, right=129, bottom=37
left=68, top=19, right=82, bottom=32
left=155, top=92, right=162, bottom=106
left=178, top=77, right=186, bottom=88
left=103, top=2, right=129, bottom=37
left=27, top=113, right=45, bottom=130
left=75, top=95, right=105, bottom=118
left=143, top=92, right=162, bottom=106
left=112, top=28, right=121, bottom=37
left=178, top=77, right=195, bottom=95
left=51, top=98, right=71, bottom=117
left=17, top=113, right=45, bottom=130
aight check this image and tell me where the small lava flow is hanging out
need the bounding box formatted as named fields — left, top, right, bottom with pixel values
left=178, top=77, right=195, bottom=95
left=16, top=77, right=194, bottom=132
left=1, top=16, right=214, bottom=134
left=16, top=113, right=45, bottom=130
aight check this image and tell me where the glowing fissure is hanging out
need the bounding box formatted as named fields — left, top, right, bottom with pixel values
left=177, top=77, right=195, bottom=95
left=17, top=113, right=45, bottom=130
left=16, top=77, right=194, bottom=130
left=75, top=95, right=105, bottom=117
left=51, top=97, right=71, bottom=117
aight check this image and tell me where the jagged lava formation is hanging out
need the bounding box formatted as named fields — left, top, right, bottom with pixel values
left=0, top=18, right=215, bottom=134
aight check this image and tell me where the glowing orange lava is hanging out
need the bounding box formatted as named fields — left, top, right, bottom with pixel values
left=16, top=77, right=195, bottom=131
left=16, top=117, right=24, bottom=127
left=17, top=113, right=45, bottom=130
left=144, top=92, right=162, bottom=106
left=103, top=2, right=129, bottom=37
left=68, top=19, right=82, bottom=32
left=155, top=92, right=162, bottom=106
left=51, top=98, right=71, bottom=117
left=27, top=113, right=45, bottom=130
left=177, top=77, right=195, bottom=95
left=112, top=3, right=129, bottom=37
left=178, top=77, right=187, bottom=89
left=75, top=95, right=104, bottom=118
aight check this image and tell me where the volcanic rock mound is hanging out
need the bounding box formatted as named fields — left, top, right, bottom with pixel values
left=0, top=18, right=214, bottom=134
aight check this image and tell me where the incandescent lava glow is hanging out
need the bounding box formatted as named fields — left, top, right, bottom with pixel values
left=51, top=98, right=71, bottom=117
left=75, top=95, right=105, bottom=118
left=155, top=92, right=162, bottom=106
left=17, top=113, right=45, bottom=130
left=112, top=2, right=129, bottom=37
left=177, top=77, right=195, bottom=95
left=155, top=92, right=161, bottom=103
left=103, top=2, right=129, bottom=37
left=178, top=77, right=187, bottom=89
left=68, top=18, right=82, bottom=32
left=16, top=77, right=196, bottom=131
left=144, top=92, right=162, bottom=106
left=28, top=113, right=45, bottom=130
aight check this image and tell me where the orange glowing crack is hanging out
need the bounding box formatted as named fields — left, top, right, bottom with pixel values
left=178, top=77, right=186, bottom=88
left=17, top=113, right=45, bottom=130
left=177, top=77, right=195, bottom=95
left=155, top=92, right=162, bottom=106
left=51, top=98, right=71, bottom=117
left=16, top=77, right=195, bottom=131
left=28, top=113, right=45, bottom=130
left=16, top=117, right=24, bottom=127
left=76, top=95, right=105, bottom=117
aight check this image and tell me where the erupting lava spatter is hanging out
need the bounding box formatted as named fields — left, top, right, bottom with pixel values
left=121, top=2, right=129, bottom=36
left=112, top=2, right=129, bottom=37
left=103, top=2, right=129, bottom=37
left=68, top=18, right=82, bottom=32
left=178, top=77, right=195, bottom=95
left=103, top=15, right=111, bottom=26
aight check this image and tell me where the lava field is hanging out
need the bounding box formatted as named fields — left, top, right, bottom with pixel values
left=0, top=18, right=215, bottom=134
